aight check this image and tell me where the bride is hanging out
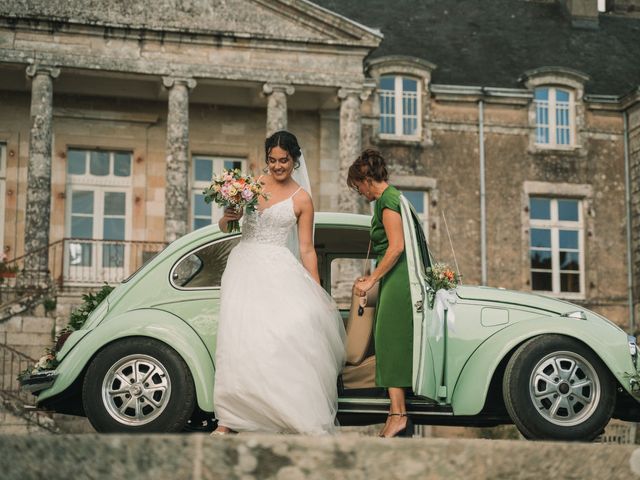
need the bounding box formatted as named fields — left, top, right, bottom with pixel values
left=212, top=130, right=346, bottom=435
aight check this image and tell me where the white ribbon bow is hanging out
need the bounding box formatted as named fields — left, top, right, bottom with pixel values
left=430, top=288, right=457, bottom=341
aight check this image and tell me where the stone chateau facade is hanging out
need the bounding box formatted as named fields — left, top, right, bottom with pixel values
left=0, top=0, right=639, bottom=337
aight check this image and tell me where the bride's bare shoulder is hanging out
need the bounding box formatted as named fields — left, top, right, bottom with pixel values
left=293, top=187, right=313, bottom=210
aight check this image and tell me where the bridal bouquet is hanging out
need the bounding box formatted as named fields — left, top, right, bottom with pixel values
left=202, top=169, right=268, bottom=233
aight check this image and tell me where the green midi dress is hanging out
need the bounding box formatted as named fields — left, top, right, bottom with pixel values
left=371, top=185, right=413, bottom=388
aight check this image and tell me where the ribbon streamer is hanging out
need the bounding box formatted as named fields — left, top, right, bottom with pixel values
left=430, top=288, right=457, bottom=341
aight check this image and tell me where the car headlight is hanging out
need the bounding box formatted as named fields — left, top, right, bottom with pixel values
left=629, top=335, right=638, bottom=368
left=562, top=310, right=587, bottom=320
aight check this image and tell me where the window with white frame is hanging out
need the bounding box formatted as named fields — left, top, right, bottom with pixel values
left=379, top=75, right=420, bottom=138
left=0, top=143, right=6, bottom=255
left=400, top=189, right=429, bottom=238
left=66, top=149, right=132, bottom=276
left=534, top=87, right=574, bottom=147
left=529, top=197, right=583, bottom=295
left=191, top=156, right=246, bottom=230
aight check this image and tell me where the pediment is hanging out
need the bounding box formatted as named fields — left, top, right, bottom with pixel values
left=0, top=0, right=381, bottom=47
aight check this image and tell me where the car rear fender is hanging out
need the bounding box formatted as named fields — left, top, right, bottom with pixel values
left=450, top=316, right=636, bottom=416
left=36, top=308, right=216, bottom=412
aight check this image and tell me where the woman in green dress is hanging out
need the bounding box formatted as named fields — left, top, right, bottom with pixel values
left=348, top=149, right=414, bottom=438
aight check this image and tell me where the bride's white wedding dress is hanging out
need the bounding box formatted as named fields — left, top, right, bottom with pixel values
left=213, top=189, right=346, bottom=434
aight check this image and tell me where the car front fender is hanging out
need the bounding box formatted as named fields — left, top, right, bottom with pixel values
left=450, top=316, right=637, bottom=416
left=36, top=308, right=216, bottom=413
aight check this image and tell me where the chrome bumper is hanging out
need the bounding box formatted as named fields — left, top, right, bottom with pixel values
left=19, top=371, right=58, bottom=394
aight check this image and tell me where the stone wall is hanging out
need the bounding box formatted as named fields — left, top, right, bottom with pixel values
left=629, top=102, right=640, bottom=325
left=1, top=433, right=639, bottom=479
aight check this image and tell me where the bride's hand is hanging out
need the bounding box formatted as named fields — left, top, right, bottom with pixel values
left=222, top=207, right=243, bottom=222
left=354, top=276, right=375, bottom=297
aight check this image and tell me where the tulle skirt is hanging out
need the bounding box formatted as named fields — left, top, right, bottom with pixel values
left=213, top=240, right=346, bottom=434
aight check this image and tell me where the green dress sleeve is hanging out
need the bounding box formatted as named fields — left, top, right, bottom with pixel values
left=379, top=188, right=401, bottom=214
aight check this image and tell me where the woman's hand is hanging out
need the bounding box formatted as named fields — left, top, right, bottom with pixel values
left=222, top=207, right=243, bottom=222
left=354, top=275, right=376, bottom=297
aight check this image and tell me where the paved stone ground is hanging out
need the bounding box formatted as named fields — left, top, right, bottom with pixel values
left=1, top=433, right=639, bottom=480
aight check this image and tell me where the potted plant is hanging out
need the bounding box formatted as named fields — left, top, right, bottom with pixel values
left=0, top=252, right=18, bottom=279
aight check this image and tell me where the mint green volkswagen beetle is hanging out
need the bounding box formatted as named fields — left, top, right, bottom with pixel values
left=22, top=201, right=640, bottom=440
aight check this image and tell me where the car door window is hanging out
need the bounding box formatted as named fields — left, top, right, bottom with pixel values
left=171, top=237, right=240, bottom=289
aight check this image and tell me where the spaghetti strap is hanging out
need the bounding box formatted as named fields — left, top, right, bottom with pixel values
left=289, top=186, right=303, bottom=199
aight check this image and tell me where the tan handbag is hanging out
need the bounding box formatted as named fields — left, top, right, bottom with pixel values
left=345, top=241, right=378, bottom=366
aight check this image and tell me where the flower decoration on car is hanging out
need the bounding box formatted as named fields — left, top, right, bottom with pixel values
left=18, top=284, right=114, bottom=382
left=426, top=263, right=460, bottom=292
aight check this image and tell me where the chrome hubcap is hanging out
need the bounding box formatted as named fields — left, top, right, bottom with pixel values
left=101, top=354, right=172, bottom=426
left=529, top=351, right=600, bottom=426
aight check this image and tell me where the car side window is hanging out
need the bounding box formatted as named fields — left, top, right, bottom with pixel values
left=172, top=237, right=240, bottom=288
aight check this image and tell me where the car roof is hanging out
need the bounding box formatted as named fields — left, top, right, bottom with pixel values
left=169, top=211, right=372, bottom=248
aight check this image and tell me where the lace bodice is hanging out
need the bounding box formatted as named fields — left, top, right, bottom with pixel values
left=241, top=197, right=297, bottom=247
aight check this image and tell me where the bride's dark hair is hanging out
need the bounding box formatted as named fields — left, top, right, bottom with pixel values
left=265, top=130, right=301, bottom=169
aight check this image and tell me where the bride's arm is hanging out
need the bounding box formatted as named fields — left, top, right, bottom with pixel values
left=296, top=193, right=321, bottom=284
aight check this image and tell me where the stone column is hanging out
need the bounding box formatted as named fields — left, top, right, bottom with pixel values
left=263, top=83, right=295, bottom=137
left=162, top=76, right=196, bottom=243
left=24, top=64, right=60, bottom=274
left=338, top=87, right=367, bottom=214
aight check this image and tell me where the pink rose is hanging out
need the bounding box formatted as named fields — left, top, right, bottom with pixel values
left=241, top=189, right=254, bottom=201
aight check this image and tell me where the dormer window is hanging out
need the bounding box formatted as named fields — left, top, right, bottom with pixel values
left=520, top=67, right=588, bottom=153
left=534, top=87, right=574, bottom=147
left=379, top=75, right=420, bottom=138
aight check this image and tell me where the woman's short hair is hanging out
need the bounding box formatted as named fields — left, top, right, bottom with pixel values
left=265, top=130, right=301, bottom=169
left=346, top=149, right=389, bottom=189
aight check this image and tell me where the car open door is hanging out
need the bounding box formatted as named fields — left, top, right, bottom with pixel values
left=399, top=196, right=446, bottom=402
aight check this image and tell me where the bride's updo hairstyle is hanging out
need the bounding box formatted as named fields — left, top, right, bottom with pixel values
left=346, top=148, right=389, bottom=189
left=265, top=130, right=301, bottom=169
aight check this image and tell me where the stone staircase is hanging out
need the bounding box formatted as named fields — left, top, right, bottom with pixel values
left=0, top=292, right=93, bottom=434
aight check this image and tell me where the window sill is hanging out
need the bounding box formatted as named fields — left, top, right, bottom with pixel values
left=528, top=145, right=585, bottom=157
left=531, top=290, right=585, bottom=301
left=374, top=134, right=429, bottom=148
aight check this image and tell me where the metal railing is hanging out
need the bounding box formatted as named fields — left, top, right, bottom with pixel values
left=0, top=343, right=58, bottom=432
left=1, top=238, right=167, bottom=290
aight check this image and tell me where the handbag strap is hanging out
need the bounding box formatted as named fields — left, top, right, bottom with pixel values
left=363, top=240, right=372, bottom=276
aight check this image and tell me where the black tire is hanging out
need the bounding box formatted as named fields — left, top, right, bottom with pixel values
left=82, top=337, right=196, bottom=433
left=503, top=334, right=615, bottom=441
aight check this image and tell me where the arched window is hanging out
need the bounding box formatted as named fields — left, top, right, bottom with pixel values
left=379, top=75, right=420, bottom=138
left=534, top=87, right=574, bottom=147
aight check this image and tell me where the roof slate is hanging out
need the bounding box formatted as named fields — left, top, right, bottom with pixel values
left=311, top=0, right=640, bottom=95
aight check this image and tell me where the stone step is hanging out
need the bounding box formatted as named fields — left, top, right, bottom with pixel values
left=0, top=433, right=638, bottom=479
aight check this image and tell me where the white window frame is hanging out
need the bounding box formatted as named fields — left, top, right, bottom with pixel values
left=379, top=75, right=421, bottom=140
left=65, top=149, right=133, bottom=284
left=529, top=197, right=584, bottom=298
left=534, top=87, right=575, bottom=149
left=190, top=156, right=247, bottom=231
left=0, top=144, right=6, bottom=255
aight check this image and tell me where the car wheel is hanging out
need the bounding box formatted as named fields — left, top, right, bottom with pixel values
left=503, top=334, right=615, bottom=441
left=82, top=337, right=196, bottom=433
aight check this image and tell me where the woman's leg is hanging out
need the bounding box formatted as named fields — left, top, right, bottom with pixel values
left=381, top=387, right=408, bottom=437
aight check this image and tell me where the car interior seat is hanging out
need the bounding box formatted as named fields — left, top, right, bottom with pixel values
left=341, top=282, right=379, bottom=389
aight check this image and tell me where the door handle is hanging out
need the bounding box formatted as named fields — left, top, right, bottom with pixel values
left=415, top=300, right=424, bottom=313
